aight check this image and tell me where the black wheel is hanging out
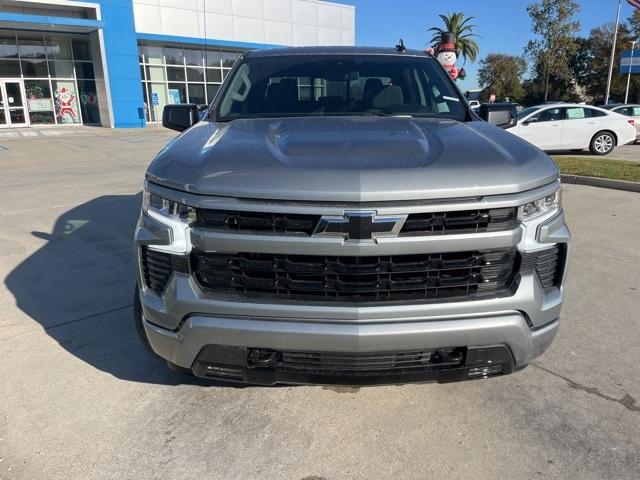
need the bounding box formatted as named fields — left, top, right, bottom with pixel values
left=133, top=283, right=163, bottom=360
left=589, top=131, right=616, bottom=155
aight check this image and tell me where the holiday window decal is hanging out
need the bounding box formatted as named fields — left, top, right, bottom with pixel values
left=55, top=86, right=77, bottom=120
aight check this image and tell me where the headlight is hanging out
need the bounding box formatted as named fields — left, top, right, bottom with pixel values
left=143, top=187, right=196, bottom=224
left=517, top=188, right=561, bottom=221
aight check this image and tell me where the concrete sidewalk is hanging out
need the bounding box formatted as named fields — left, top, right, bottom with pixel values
left=0, top=130, right=639, bottom=480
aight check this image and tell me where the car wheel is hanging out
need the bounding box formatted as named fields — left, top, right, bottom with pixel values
left=133, top=283, right=163, bottom=360
left=589, top=131, right=616, bottom=155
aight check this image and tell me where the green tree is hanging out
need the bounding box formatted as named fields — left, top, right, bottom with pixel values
left=571, top=22, right=640, bottom=103
left=428, top=12, right=480, bottom=63
left=628, top=9, right=640, bottom=40
left=524, top=0, right=581, bottom=102
left=478, top=54, right=527, bottom=101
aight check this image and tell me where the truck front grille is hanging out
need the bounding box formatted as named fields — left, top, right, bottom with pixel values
left=195, top=207, right=517, bottom=236
left=140, top=248, right=189, bottom=294
left=191, top=248, right=518, bottom=302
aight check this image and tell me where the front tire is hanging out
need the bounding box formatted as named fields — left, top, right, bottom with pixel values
left=133, top=283, right=163, bottom=360
left=589, top=131, right=616, bottom=155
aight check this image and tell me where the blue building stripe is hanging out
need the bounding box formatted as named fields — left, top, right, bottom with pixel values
left=136, top=33, right=282, bottom=50
left=0, top=12, right=103, bottom=29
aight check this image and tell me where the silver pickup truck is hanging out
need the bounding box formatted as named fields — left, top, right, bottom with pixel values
left=134, top=47, right=570, bottom=385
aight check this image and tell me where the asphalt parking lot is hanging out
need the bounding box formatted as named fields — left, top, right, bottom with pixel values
left=0, top=128, right=639, bottom=480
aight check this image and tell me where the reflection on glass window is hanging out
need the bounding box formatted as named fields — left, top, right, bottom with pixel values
left=45, top=35, right=72, bottom=60
left=18, top=34, right=46, bottom=59
left=164, top=47, right=183, bottom=65
left=0, top=34, right=18, bottom=59
left=77, top=80, right=101, bottom=124
left=25, top=80, right=55, bottom=124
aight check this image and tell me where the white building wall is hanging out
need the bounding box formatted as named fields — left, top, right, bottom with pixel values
left=132, top=0, right=355, bottom=46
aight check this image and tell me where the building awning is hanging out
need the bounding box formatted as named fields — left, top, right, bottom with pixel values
left=0, top=12, right=103, bottom=33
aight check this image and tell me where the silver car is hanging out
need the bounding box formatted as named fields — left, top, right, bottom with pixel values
left=134, top=47, right=570, bottom=385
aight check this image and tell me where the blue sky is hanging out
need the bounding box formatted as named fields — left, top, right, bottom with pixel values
left=340, top=0, right=639, bottom=91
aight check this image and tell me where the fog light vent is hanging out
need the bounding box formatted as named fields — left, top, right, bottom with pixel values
left=467, top=364, right=505, bottom=378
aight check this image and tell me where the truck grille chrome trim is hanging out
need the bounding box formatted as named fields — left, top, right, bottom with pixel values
left=194, top=207, right=517, bottom=237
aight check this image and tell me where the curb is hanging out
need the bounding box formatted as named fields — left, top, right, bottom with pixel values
left=561, top=174, right=640, bottom=193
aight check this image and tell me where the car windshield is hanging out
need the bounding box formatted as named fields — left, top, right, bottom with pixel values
left=214, top=54, right=468, bottom=122
left=517, top=106, right=540, bottom=120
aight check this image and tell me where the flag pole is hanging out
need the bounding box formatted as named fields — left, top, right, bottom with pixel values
left=605, top=0, right=622, bottom=105
left=624, top=40, right=636, bottom=104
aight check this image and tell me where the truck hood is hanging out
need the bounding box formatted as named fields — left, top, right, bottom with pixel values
left=146, top=117, right=559, bottom=202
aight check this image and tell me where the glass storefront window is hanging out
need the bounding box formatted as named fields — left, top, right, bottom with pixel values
left=18, top=35, right=46, bottom=59
left=72, top=39, right=91, bottom=61
left=142, top=45, right=163, bottom=65
left=24, top=80, right=55, bottom=124
left=45, top=35, right=72, bottom=60
left=167, top=66, right=185, bottom=82
left=164, top=47, right=183, bottom=65
left=21, top=59, right=48, bottom=78
left=186, top=67, right=204, bottom=82
left=205, top=69, right=222, bottom=83
left=0, top=60, right=21, bottom=77
left=0, top=34, right=18, bottom=59
left=139, top=42, right=245, bottom=122
left=75, top=62, right=94, bottom=79
left=149, top=83, right=167, bottom=121
left=48, top=61, right=74, bottom=78
left=206, top=49, right=221, bottom=67
left=207, top=84, right=220, bottom=103
left=77, top=79, right=100, bottom=124
left=52, top=80, right=81, bottom=124
left=184, top=48, right=203, bottom=66
left=221, top=51, right=237, bottom=68
left=188, top=84, right=206, bottom=104
left=145, top=66, right=165, bottom=82
left=167, top=83, right=187, bottom=103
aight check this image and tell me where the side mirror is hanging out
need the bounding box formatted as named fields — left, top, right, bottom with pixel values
left=478, top=103, right=518, bottom=129
left=162, top=104, right=199, bottom=132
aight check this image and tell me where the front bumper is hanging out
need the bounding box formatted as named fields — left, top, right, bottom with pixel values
left=142, top=309, right=558, bottom=384
left=135, top=183, right=570, bottom=384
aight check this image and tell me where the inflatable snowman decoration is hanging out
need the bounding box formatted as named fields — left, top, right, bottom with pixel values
left=427, top=32, right=466, bottom=81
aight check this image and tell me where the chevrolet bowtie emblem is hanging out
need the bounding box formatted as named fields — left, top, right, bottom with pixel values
left=313, top=211, right=407, bottom=241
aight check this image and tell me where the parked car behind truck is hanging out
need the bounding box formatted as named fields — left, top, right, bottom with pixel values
left=134, top=47, right=570, bottom=385
left=507, top=103, right=636, bottom=155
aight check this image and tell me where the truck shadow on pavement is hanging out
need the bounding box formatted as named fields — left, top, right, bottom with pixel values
left=5, top=193, right=220, bottom=386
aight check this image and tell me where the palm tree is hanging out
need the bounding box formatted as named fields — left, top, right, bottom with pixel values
left=429, top=12, right=480, bottom=64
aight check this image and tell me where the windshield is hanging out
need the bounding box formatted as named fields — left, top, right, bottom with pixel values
left=214, top=55, right=468, bottom=122
left=517, top=106, right=540, bottom=120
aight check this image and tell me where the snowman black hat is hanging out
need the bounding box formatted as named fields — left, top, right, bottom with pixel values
left=439, top=32, right=458, bottom=54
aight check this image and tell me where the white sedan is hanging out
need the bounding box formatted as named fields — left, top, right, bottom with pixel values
left=506, top=104, right=637, bottom=155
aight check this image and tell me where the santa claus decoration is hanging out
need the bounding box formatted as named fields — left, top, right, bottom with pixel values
left=427, top=32, right=466, bottom=81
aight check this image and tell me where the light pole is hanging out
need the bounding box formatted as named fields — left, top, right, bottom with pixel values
left=605, top=0, right=622, bottom=105
left=624, top=40, right=637, bottom=104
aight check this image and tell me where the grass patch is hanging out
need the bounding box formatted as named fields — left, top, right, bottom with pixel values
left=552, top=156, right=640, bottom=183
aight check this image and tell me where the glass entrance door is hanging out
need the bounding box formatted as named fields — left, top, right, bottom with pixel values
left=0, top=81, right=29, bottom=128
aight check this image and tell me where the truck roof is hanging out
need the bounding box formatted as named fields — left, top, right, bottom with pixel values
left=243, top=46, right=433, bottom=59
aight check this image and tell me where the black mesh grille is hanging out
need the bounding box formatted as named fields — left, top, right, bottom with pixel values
left=196, top=210, right=320, bottom=235
left=194, top=207, right=517, bottom=236
left=277, top=349, right=464, bottom=374
left=191, top=248, right=518, bottom=302
left=140, top=248, right=189, bottom=294
left=520, top=245, right=564, bottom=291
left=400, top=208, right=517, bottom=235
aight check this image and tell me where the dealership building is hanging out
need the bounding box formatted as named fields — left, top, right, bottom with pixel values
left=0, top=0, right=355, bottom=128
